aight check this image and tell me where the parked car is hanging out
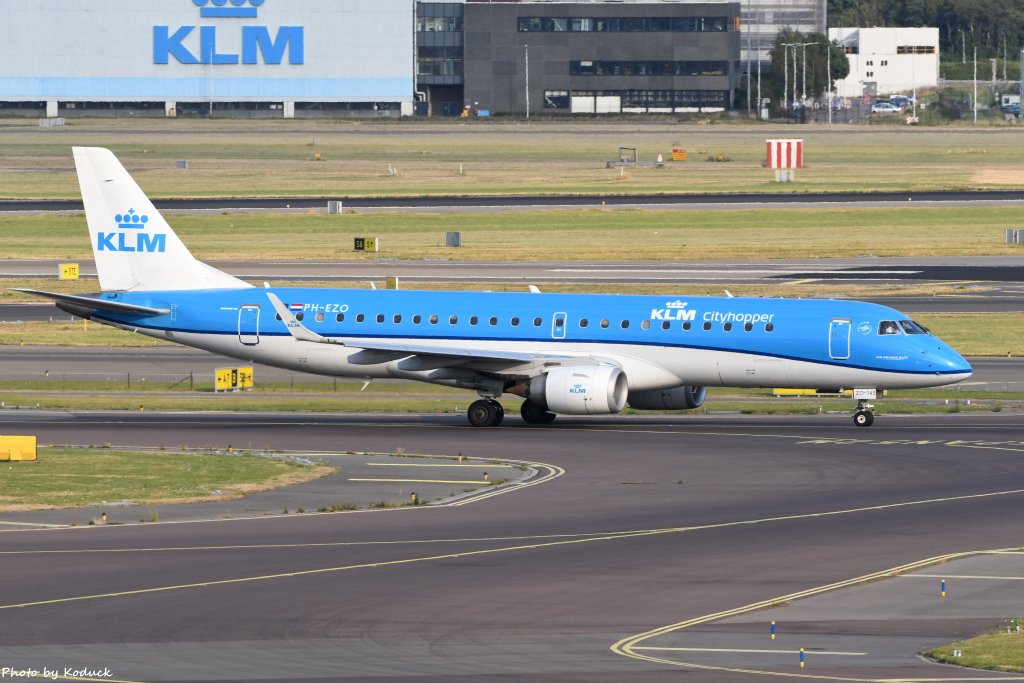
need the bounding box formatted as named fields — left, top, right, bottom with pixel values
left=1002, top=103, right=1021, bottom=117
left=871, top=101, right=901, bottom=114
left=888, top=95, right=913, bottom=108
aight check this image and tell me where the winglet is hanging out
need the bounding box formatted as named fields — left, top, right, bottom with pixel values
left=265, top=292, right=341, bottom=345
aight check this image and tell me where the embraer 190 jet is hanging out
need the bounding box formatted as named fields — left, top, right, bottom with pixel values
left=19, top=148, right=972, bottom=427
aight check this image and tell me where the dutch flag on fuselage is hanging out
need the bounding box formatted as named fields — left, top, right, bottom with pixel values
left=288, top=303, right=303, bottom=311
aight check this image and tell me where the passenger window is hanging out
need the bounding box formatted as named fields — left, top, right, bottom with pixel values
left=470, top=316, right=478, bottom=325
left=723, top=322, right=732, bottom=331
left=356, top=313, right=365, bottom=323
left=682, top=321, right=691, bottom=331
left=600, top=319, right=609, bottom=329
left=296, top=312, right=304, bottom=321
left=641, top=320, right=651, bottom=330
left=449, top=315, right=458, bottom=324
left=315, top=312, right=324, bottom=323
left=554, top=318, right=564, bottom=328
left=702, top=321, right=712, bottom=331
left=393, top=314, right=401, bottom=324
left=879, top=321, right=900, bottom=335
left=511, top=317, right=520, bottom=326
left=429, top=315, right=438, bottom=324
left=661, top=321, right=670, bottom=330
left=412, top=314, right=421, bottom=324
left=621, top=320, right=630, bottom=329
left=376, top=314, right=384, bottom=323
left=744, top=322, right=752, bottom=332
left=275, top=313, right=282, bottom=321
left=765, top=322, right=774, bottom=332
left=489, top=316, right=497, bottom=326
left=533, top=317, right=542, bottom=327
left=336, top=313, right=344, bottom=322
left=579, top=318, right=589, bottom=328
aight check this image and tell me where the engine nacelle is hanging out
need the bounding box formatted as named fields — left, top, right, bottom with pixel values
left=530, top=366, right=628, bottom=415
left=627, top=385, right=707, bottom=411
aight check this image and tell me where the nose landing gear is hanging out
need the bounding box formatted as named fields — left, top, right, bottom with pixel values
left=853, top=399, right=875, bottom=427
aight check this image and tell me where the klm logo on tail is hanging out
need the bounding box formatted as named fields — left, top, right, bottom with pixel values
left=97, top=209, right=167, bottom=253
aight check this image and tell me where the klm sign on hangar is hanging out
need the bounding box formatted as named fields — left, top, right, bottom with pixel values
left=0, top=0, right=414, bottom=117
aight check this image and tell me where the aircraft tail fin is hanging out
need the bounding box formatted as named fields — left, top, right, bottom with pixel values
left=73, top=147, right=250, bottom=292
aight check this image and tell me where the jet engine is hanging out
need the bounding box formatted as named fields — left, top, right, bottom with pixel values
left=529, top=366, right=628, bottom=415
left=627, top=385, right=707, bottom=411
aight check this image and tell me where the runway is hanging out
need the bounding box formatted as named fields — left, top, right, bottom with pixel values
left=1, top=411, right=1023, bottom=682
left=4, top=188, right=1024, bottom=213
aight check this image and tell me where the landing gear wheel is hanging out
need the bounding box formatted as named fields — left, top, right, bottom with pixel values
left=489, top=399, right=505, bottom=425
left=520, top=401, right=556, bottom=425
left=853, top=410, right=874, bottom=427
left=467, top=399, right=501, bottom=427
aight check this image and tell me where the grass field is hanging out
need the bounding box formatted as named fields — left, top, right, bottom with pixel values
left=4, top=205, right=1024, bottom=261
left=0, top=447, right=334, bottom=511
left=928, top=621, right=1024, bottom=673
left=3, top=119, right=1024, bottom=199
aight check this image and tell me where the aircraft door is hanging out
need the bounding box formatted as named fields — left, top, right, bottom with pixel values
left=829, top=318, right=851, bottom=360
left=238, top=305, right=260, bottom=346
left=551, top=312, right=567, bottom=339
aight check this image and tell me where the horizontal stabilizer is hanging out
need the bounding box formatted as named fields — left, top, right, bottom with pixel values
left=14, top=289, right=170, bottom=317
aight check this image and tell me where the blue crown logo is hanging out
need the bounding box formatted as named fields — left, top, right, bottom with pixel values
left=193, top=0, right=264, bottom=19
left=114, top=209, right=149, bottom=230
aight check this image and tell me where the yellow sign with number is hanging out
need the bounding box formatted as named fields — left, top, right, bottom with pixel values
left=59, top=263, right=80, bottom=280
left=215, top=367, right=254, bottom=391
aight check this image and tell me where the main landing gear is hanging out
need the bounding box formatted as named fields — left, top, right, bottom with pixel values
left=467, top=399, right=504, bottom=427
left=520, top=400, right=557, bottom=425
left=853, top=399, right=875, bottom=427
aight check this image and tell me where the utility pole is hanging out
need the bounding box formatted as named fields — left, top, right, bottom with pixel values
left=757, top=56, right=762, bottom=119
left=959, top=28, right=965, bottom=64
left=826, top=41, right=832, bottom=124
left=783, top=43, right=789, bottom=110
left=523, top=44, right=529, bottom=119
left=799, top=42, right=814, bottom=101
left=746, top=0, right=751, bottom=116
left=973, top=46, right=977, bottom=125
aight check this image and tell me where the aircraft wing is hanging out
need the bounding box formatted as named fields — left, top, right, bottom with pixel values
left=14, top=289, right=171, bottom=317
left=265, top=292, right=597, bottom=370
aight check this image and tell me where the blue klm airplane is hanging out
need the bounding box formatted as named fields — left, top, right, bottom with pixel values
left=19, top=148, right=972, bottom=427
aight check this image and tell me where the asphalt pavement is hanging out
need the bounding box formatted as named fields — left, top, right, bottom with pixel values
left=1, top=411, right=1023, bottom=682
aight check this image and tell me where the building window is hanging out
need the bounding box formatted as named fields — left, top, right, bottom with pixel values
left=570, top=61, right=727, bottom=77
left=544, top=91, right=569, bottom=109
left=417, top=16, right=463, bottom=32
left=519, top=15, right=730, bottom=33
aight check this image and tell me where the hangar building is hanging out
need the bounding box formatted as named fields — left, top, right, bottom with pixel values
left=1, top=0, right=744, bottom=117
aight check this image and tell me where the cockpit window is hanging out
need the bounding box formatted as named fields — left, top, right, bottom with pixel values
left=899, top=320, right=929, bottom=335
left=878, top=321, right=900, bottom=335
